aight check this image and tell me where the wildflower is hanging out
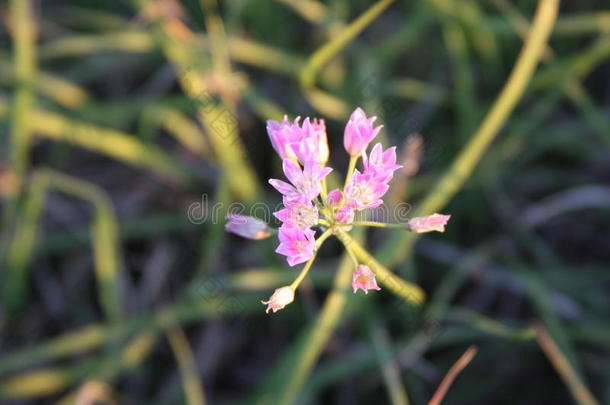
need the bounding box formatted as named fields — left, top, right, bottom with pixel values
left=294, top=118, right=329, bottom=165
left=352, top=265, right=381, bottom=294
left=343, top=108, right=382, bottom=157
left=267, top=117, right=329, bottom=165
left=228, top=107, right=451, bottom=313
left=335, top=206, right=354, bottom=225
left=274, top=197, right=319, bottom=228
left=344, top=170, right=389, bottom=210
left=407, top=214, right=452, bottom=233
left=326, top=189, right=345, bottom=208
left=269, top=159, right=332, bottom=202
left=267, top=116, right=299, bottom=161
left=362, top=143, right=402, bottom=182
left=261, top=286, right=295, bottom=313
left=225, top=214, right=272, bottom=240
left=275, top=224, right=316, bottom=266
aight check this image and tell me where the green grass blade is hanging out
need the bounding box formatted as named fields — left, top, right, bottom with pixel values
left=299, top=0, right=394, bottom=89
left=0, top=101, right=190, bottom=183
left=5, top=170, right=123, bottom=321
left=166, top=327, right=207, bottom=405
left=380, top=0, right=560, bottom=267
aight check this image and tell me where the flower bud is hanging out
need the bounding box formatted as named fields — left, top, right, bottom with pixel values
left=352, top=265, right=381, bottom=294
left=267, top=116, right=300, bottom=162
left=225, top=214, right=272, bottom=240
left=343, top=107, right=382, bottom=157
left=336, top=206, right=354, bottom=225
left=261, top=286, right=295, bottom=313
left=406, top=213, right=451, bottom=233
left=312, top=118, right=329, bottom=165
left=326, top=189, right=344, bottom=208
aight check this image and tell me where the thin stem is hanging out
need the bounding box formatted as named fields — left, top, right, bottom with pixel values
left=1, top=0, right=37, bottom=269
left=335, top=229, right=425, bottom=305
left=315, top=228, right=333, bottom=249
left=535, top=324, right=600, bottom=405
left=199, top=0, right=231, bottom=75
left=290, top=257, right=316, bottom=290
left=428, top=346, right=478, bottom=405
left=314, top=196, right=333, bottom=221
left=290, top=229, right=333, bottom=289
left=5, top=170, right=123, bottom=321
left=344, top=155, right=358, bottom=189
left=343, top=243, right=360, bottom=267
left=166, top=327, right=207, bottom=405
left=299, top=0, right=394, bottom=89
left=277, top=229, right=364, bottom=405
left=369, top=317, right=411, bottom=405
left=313, top=198, right=324, bottom=211
left=381, top=0, right=560, bottom=267
left=351, top=221, right=406, bottom=229
left=320, top=177, right=328, bottom=201
left=141, top=0, right=260, bottom=202
left=9, top=0, right=36, bottom=183
left=318, top=218, right=331, bottom=227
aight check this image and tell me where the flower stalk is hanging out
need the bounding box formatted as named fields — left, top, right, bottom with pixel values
left=225, top=108, right=451, bottom=312
left=290, top=229, right=333, bottom=290
left=344, top=156, right=358, bottom=189
left=351, top=221, right=406, bottom=229
left=335, top=229, right=425, bottom=305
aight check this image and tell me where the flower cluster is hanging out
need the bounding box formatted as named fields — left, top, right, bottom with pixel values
left=225, top=108, right=451, bottom=313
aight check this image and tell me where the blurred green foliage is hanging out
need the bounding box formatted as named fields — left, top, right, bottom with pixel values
left=0, top=0, right=609, bottom=404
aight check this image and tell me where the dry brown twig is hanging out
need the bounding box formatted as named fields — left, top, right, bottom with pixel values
left=428, top=345, right=478, bottom=405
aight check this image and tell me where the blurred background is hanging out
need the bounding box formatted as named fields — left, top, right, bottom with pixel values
left=0, top=0, right=609, bottom=404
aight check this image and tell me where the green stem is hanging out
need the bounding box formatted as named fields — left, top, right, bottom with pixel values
left=318, top=218, right=331, bottom=227
left=351, top=221, right=406, bottom=229
left=381, top=0, right=560, bottom=267
left=9, top=0, right=36, bottom=183
left=344, top=155, right=358, bottom=189
left=315, top=229, right=333, bottom=249
left=336, top=230, right=425, bottom=305
left=299, top=0, right=394, bottom=89
left=343, top=243, right=360, bottom=267
left=369, top=317, right=411, bottom=405
left=276, top=230, right=363, bottom=405
left=290, top=257, right=316, bottom=290
left=140, top=0, right=260, bottom=202
left=166, top=327, right=207, bottom=405
left=5, top=170, right=123, bottom=321
left=199, top=0, right=231, bottom=75
left=1, top=0, right=37, bottom=274
left=320, top=177, right=328, bottom=201
left=315, top=198, right=333, bottom=221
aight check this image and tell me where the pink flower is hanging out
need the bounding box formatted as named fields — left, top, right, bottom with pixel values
left=231, top=108, right=454, bottom=314
left=326, top=189, right=344, bottom=208
left=363, top=143, right=402, bottom=182
left=261, top=286, right=295, bottom=313
left=225, top=214, right=272, bottom=240
left=293, top=118, right=329, bottom=165
left=267, top=116, right=300, bottom=161
left=267, top=117, right=329, bottom=165
left=343, top=108, right=382, bottom=157
left=269, top=159, right=332, bottom=201
left=274, top=197, right=319, bottom=228
left=275, top=224, right=316, bottom=266
left=407, top=214, right=451, bottom=233
left=335, top=206, right=354, bottom=225
left=344, top=170, right=389, bottom=210
left=352, top=265, right=381, bottom=294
